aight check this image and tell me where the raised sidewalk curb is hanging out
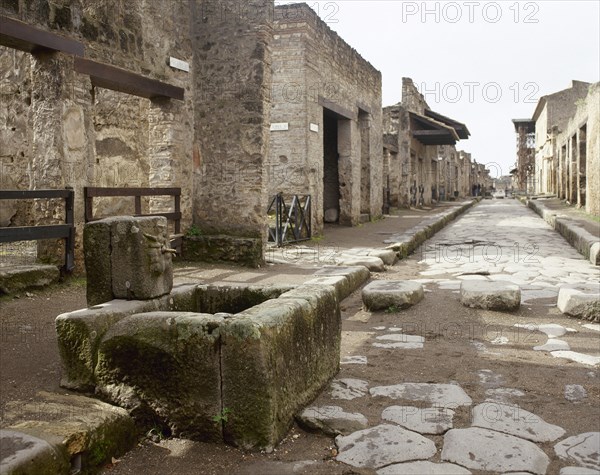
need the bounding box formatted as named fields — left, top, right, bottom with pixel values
left=383, top=199, right=480, bottom=259
left=524, top=198, right=599, bottom=266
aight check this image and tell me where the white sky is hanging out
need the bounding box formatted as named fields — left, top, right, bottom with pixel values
left=290, top=0, right=600, bottom=177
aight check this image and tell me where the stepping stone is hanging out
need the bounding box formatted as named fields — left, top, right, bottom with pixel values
left=560, top=467, right=600, bottom=474
left=555, top=432, right=600, bottom=470
left=362, top=281, right=424, bottom=311
left=382, top=406, right=454, bottom=434
left=564, top=384, right=588, bottom=402
left=485, top=387, right=525, bottom=404
left=341, top=355, right=367, bottom=365
left=476, top=369, right=505, bottom=388
left=472, top=402, right=565, bottom=442
left=534, top=339, right=571, bottom=352
left=297, top=406, right=368, bottom=436
left=441, top=427, right=550, bottom=475
left=551, top=351, right=600, bottom=366
left=377, top=461, right=472, bottom=474
left=374, top=334, right=424, bottom=350
left=335, top=424, right=436, bottom=469
left=460, top=281, right=520, bottom=311
left=330, top=379, right=369, bottom=400
left=339, top=256, right=385, bottom=273
left=558, top=284, right=600, bottom=322
left=370, top=383, right=472, bottom=407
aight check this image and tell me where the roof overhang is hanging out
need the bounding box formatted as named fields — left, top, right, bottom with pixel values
left=409, top=112, right=459, bottom=145
left=424, top=109, right=470, bottom=139
left=512, top=118, right=535, bottom=133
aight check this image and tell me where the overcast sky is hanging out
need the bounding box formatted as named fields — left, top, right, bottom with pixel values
left=292, top=0, right=600, bottom=177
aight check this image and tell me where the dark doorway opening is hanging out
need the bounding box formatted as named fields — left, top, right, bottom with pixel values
left=323, top=109, right=340, bottom=223
left=579, top=124, right=587, bottom=207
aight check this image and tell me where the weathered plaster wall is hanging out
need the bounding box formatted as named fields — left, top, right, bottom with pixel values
left=0, top=0, right=196, bottom=267
left=270, top=3, right=382, bottom=231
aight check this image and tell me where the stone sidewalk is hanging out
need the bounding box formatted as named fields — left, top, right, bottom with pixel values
left=525, top=197, right=600, bottom=265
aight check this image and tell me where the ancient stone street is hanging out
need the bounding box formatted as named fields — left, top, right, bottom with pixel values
left=303, top=199, right=600, bottom=474
left=80, top=198, right=600, bottom=475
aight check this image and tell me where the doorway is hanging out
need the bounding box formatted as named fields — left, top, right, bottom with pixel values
left=323, top=109, right=340, bottom=223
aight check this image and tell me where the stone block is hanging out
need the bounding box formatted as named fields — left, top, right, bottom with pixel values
left=110, top=216, right=173, bottom=300
left=183, top=234, right=263, bottom=268
left=83, top=219, right=113, bottom=306
left=368, top=249, right=398, bottom=266
left=3, top=391, right=136, bottom=473
left=0, top=265, right=60, bottom=295
left=308, top=266, right=370, bottom=301
left=362, top=280, right=424, bottom=311
left=220, top=296, right=340, bottom=450
left=558, top=284, right=600, bottom=322
left=56, top=284, right=197, bottom=391
left=0, top=429, right=68, bottom=475
left=95, top=312, right=224, bottom=441
left=84, top=216, right=173, bottom=305
left=338, top=255, right=385, bottom=272
left=460, top=281, right=521, bottom=311
left=297, top=406, right=368, bottom=436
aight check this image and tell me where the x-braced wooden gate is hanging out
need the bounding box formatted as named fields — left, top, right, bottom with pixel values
left=267, top=193, right=311, bottom=246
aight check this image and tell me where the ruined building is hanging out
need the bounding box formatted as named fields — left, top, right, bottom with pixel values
left=383, top=78, right=471, bottom=207
left=0, top=1, right=389, bottom=268
left=515, top=80, right=599, bottom=216
left=268, top=4, right=382, bottom=230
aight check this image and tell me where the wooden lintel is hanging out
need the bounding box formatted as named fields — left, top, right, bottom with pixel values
left=0, top=16, right=84, bottom=56
left=318, top=96, right=357, bottom=121
left=74, top=57, right=184, bottom=101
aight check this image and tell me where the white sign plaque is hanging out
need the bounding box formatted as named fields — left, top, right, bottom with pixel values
left=169, top=57, right=190, bottom=72
left=270, top=122, right=289, bottom=131
left=310, top=123, right=319, bottom=133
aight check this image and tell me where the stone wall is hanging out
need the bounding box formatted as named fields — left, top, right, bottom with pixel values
left=555, top=83, right=600, bottom=216
left=191, top=0, right=272, bottom=262
left=269, top=3, right=382, bottom=231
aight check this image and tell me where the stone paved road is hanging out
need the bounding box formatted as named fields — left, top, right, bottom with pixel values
left=316, top=200, right=600, bottom=474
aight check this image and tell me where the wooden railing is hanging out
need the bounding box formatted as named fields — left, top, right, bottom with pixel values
left=0, top=189, right=75, bottom=272
left=84, top=187, right=182, bottom=252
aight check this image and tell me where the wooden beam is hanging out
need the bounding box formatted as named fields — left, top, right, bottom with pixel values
left=318, top=96, right=357, bottom=121
left=0, top=16, right=84, bottom=56
left=74, top=57, right=184, bottom=101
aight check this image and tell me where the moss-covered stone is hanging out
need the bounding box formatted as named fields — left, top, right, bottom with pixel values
left=0, top=265, right=60, bottom=295
left=95, top=312, right=224, bottom=441
left=195, top=284, right=293, bottom=314
left=56, top=284, right=198, bottom=391
left=83, top=220, right=113, bottom=307
left=220, top=293, right=341, bottom=450
left=3, top=391, right=137, bottom=474
left=183, top=234, right=264, bottom=268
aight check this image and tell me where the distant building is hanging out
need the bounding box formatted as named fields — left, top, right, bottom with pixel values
left=383, top=78, right=471, bottom=207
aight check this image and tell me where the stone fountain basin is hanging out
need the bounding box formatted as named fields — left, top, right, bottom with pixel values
left=56, top=282, right=342, bottom=450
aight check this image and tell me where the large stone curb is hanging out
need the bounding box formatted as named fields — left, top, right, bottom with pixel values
left=0, top=264, right=60, bottom=295
left=1, top=391, right=137, bottom=474
left=526, top=199, right=600, bottom=266
left=384, top=199, right=480, bottom=260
